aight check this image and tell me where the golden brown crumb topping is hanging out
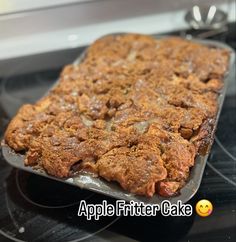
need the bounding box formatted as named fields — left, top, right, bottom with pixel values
left=4, top=34, right=229, bottom=197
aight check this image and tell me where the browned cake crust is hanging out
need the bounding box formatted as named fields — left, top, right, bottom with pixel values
left=4, top=34, right=230, bottom=197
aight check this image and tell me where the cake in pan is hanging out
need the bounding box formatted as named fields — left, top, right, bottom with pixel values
left=4, top=34, right=230, bottom=197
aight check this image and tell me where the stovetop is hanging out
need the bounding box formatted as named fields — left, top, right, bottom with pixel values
left=0, top=23, right=235, bottom=242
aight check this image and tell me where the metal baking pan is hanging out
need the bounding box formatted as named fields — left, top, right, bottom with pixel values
left=2, top=35, right=235, bottom=204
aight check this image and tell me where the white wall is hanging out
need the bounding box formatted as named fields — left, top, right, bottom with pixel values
left=0, top=0, right=235, bottom=60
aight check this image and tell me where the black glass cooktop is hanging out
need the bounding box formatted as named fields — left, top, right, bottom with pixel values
left=0, top=23, right=235, bottom=242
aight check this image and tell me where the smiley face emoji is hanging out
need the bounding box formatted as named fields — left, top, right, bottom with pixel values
left=196, top=199, right=213, bottom=217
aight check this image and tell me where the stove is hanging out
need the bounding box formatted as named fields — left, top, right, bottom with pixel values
left=0, top=23, right=235, bottom=242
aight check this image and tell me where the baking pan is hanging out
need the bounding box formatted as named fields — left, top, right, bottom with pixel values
left=2, top=35, right=235, bottom=204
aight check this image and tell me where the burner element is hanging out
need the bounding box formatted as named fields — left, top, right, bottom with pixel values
left=0, top=167, right=120, bottom=242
